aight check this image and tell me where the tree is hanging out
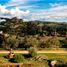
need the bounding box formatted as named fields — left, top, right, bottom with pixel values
left=26, top=36, right=39, bottom=48
left=46, top=36, right=61, bottom=48
left=62, top=37, right=67, bottom=48
left=26, top=22, right=38, bottom=35
left=6, top=35, right=20, bottom=49
left=38, top=36, right=49, bottom=48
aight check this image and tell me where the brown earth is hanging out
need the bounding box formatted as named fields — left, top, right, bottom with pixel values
left=0, top=50, right=67, bottom=54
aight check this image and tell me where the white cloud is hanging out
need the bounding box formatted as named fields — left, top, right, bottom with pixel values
left=9, top=7, right=30, bottom=18
left=5, top=0, right=27, bottom=7
left=0, top=4, right=30, bottom=18
left=0, top=2, right=67, bottom=22
left=50, top=3, right=60, bottom=7
left=0, top=5, right=8, bottom=14
left=30, top=4, right=67, bottom=22
left=47, top=5, right=67, bottom=19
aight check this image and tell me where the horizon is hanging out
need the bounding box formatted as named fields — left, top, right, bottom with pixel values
left=0, top=0, right=67, bottom=22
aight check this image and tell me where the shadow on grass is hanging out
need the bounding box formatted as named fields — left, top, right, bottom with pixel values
left=23, top=54, right=32, bottom=58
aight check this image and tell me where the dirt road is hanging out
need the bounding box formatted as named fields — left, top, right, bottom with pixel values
left=0, top=50, right=67, bottom=54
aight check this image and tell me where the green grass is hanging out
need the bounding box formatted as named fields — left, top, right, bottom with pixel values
left=0, top=53, right=67, bottom=67
left=0, top=54, right=9, bottom=63
left=39, top=53, right=67, bottom=62
left=36, top=53, right=67, bottom=67
left=0, top=53, right=67, bottom=61
left=0, top=54, right=7, bottom=57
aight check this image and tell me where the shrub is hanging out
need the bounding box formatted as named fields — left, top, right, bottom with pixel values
left=62, top=38, right=67, bottom=48
left=46, top=36, right=61, bottom=48
left=28, top=47, right=37, bottom=57
left=10, top=54, right=25, bottom=63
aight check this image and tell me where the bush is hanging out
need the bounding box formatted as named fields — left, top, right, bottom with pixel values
left=62, top=38, right=67, bottom=48
left=10, top=54, right=25, bottom=63
left=28, top=47, right=37, bottom=57
left=46, top=36, right=61, bottom=48
left=9, top=58, right=16, bottom=63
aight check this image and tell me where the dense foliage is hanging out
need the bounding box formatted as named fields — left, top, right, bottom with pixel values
left=0, top=17, right=67, bottom=49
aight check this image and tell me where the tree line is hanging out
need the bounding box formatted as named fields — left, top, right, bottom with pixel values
left=0, top=17, right=67, bottom=49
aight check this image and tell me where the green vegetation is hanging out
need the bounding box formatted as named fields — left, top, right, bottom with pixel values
left=39, top=53, right=67, bottom=62
left=28, top=47, right=37, bottom=57
left=46, top=36, right=61, bottom=48
left=0, top=54, right=9, bottom=63
left=0, top=17, right=67, bottom=49
left=0, top=53, right=67, bottom=67
left=13, top=54, right=25, bottom=63
left=0, top=53, right=67, bottom=62
left=0, top=17, right=67, bottom=67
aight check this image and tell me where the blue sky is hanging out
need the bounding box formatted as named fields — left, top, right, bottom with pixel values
left=0, top=0, right=67, bottom=22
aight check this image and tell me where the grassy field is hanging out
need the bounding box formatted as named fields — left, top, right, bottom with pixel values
left=0, top=53, right=67, bottom=67
left=39, top=53, right=67, bottom=62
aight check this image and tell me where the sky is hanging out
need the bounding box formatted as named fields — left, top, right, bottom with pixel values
left=0, top=0, right=67, bottom=22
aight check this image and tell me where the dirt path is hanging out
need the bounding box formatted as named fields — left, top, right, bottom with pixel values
left=0, top=50, right=67, bottom=54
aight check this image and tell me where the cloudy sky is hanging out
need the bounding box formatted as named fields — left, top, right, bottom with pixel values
left=0, top=0, right=67, bottom=22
